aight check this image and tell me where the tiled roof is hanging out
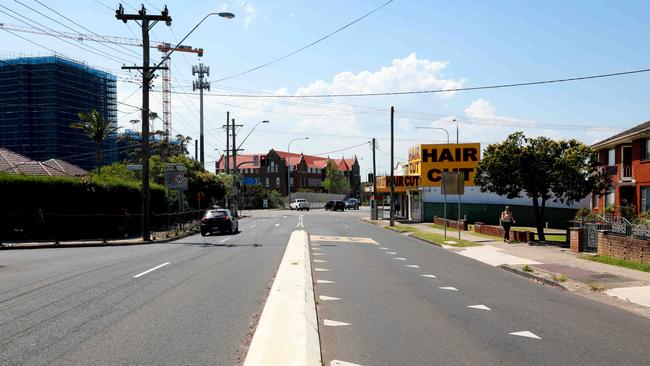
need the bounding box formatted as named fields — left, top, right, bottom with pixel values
left=42, top=159, right=88, bottom=176
left=275, top=150, right=356, bottom=170
left=216, top=154, right=259, bottom=170
left=592, top=120, right=650, bottom=148
left=0, top=148, right=32, bottom=174
left=0, top=148, right=87, bottom=176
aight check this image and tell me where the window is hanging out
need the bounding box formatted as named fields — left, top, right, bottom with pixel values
left=591, top=193, right=599, bottom=209
left=608, top=148, right=615, bottom=165
left=265, top=177, right=270, bottom=188
left=605, top=189, right=615, bottom=207
left=642, top=187, right=650, bottom=213
left=643, top=139, right=650, bottom=161
left=276, top=177, right=280, bottom=187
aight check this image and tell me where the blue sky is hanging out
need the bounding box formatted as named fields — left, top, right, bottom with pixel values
left=2, top=0, right=650, bottom=174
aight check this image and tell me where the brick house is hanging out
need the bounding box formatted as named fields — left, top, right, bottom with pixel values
left=591, top=120, right=650, bottom=214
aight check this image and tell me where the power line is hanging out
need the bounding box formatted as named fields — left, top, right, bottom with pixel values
left=213, top=0, right=395, bottom=83
left=313, top=141, right=371, bottom=156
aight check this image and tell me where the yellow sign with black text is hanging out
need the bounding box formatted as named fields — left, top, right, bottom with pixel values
left=409, top=143, right=481, bottom=187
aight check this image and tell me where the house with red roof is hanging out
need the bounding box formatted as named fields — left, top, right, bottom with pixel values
left=0, top=148, right=87, bottom=177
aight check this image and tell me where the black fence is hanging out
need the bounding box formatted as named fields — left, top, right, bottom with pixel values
left=0, top=210, right=204, bottom=245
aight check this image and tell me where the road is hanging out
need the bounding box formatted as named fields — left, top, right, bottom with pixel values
left=308, top=209, right=650, bottom=366
left=0, top=211, right=297, bottom=366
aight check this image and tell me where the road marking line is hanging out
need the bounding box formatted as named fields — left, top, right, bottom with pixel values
left=421, top=274, right=437, bottom=278
left=405, top=264, right=420, bottom=268
left=331, top=361, right=363, bottom=366
left=262, top=219, right=267, bottom=222
left=312, top=253, right=325, bottom=256
left=344, top=224, right=349, bottom=228
left=314, top=268, right=330, bottom=272
left=386, top=252, right=397, bottom=255
left=313, top=259, right=327, bottom=263
left=323, top=319, right=350, bottom=327
left=379, top=247, right=388, bottom=250
left=312, top=247, right=322, bottom=251
left=274, top=223, right=280, bottom=227
left=468, top=304, right=491, bottom=311
left=319, top=295, right=340, bottom=301
left=394, top=257, right=406, bottom=260
left=296, top=215, right=304, bottom=228
left=316, top=279, right=335, bottom=284
left=220, top=237, right=231, bottom=243
left=439, top=286, right=458, bottom=291
left=311, top=235, right=378, bottom=245
left=250, top=224, right=257, bottom=228
left=509, top=331, right=541, bottom=339
left=133, top=262, right=170, bottom=278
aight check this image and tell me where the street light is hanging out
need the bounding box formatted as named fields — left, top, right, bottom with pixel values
left=237, top=120, right=269, bottom=150
left=287, top=137, right=309, bottom=204
left=414, top=127, right=450, bottom=144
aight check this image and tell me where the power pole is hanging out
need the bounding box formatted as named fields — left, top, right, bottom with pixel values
left=224, top=111, right=230, bottom=174
left=192, top=63, right=209, bottom=168
left=389, top=106, right=395, bottom=226
left=372, top=137, right=377, bottom=220
left=231, top=118, right=243, bottom=216
left=195, top=139, right=198, bottom=161
left=116, top=4, right=171, bottom=241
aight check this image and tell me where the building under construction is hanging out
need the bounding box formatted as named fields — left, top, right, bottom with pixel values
left=0, top=55, right=117, bottom=171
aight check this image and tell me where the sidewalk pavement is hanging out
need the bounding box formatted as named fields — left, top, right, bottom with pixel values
left=364, top=218, right=650, bottom=318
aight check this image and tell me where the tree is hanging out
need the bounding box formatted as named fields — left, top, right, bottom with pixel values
left=71, top=109, right=118, bottom=174
left=474, top=132, right=609, bottom=241
left=322, top=160, right=351, bottom=194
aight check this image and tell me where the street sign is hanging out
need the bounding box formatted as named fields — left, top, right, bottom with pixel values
left=441, top=172, right=465, bottom=195
left=165, top=170, right=188, bottom=189
left=166, top=163, right=186, bottom=171
left=242, top=177, right=259, bottom=186
left=127, top=164, right=142, bottom=171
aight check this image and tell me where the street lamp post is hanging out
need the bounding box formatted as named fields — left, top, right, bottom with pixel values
left=287, top=137, right=309, bottom=205
left=414, top=127, right=450, bottom=144
left=237, top=120, right=269, bottom=150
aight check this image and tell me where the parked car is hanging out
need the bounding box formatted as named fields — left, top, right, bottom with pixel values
left=200, top=209, right=238, bottom=236
left=290, top=198, right=311, bottom=211
left=324, top=200, right=335, bottom=210
left=333, top=200, right=346, bottom=212
left=345, top=198, right=360, bottom=210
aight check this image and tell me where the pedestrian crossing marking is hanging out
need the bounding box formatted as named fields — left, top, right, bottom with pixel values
left=311, top=235, right=378, bottom=245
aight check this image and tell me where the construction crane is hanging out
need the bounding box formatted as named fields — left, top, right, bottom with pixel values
left=0, top=22, right=203, bottom=142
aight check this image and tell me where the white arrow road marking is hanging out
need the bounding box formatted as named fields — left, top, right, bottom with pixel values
left=219, top=237, right=231, bottom=243
left=405, top=265, right=420, bottom=268
left=468, top=304, right=491, bottom=311
left=509, top=331, right=542, bottom=339
left=313, top=259, right=327, bottom=263
left=274, top=223, right=280, bottom=227
left=133, top=262, right=170, bottom=278
left=317, top=280, right=335, bottom=284
left=331, top=360, right=364, bottom=366
left=421, top=274, right=437, bottom=278
left=439, top=286, right=458, bottom=291
left=394, top=257, right=407, bottom=260
left=296, top=215, right=304, bottom=228
left=386, top=252, right=397, bottom=255
left=319, top=295, right=340, bottom=301
left=312, top=253, right=325, bottom=256
left=315, top=268, right=330, bottom=272
left=323, top=319, right=350, bottom=327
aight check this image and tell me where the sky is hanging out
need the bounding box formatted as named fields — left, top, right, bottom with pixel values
left=2, top=0, right=650, bottom=176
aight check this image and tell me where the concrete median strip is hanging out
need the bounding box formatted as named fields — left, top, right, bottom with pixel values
left=244, top=230, right=321, bottom=366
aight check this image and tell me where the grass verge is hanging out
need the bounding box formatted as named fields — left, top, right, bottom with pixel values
left=581, top=255, right=650, bottom=273
left=385, top=226, right=480, bottom=247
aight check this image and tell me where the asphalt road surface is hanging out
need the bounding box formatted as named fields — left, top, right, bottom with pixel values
left=0, top=211, right=297, bottom=366
left=309, top=209, right=650, bottom=366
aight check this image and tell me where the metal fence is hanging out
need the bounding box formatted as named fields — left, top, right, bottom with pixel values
left=0, top=210, right=204, bottom=245
left=572, top=214, right=650, bottom=252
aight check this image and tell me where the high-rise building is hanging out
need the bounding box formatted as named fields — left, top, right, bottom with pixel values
left=0, top=56, right=117, bottom=170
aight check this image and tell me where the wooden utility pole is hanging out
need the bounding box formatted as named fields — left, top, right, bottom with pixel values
left=390, top=106, right=395, bottom=226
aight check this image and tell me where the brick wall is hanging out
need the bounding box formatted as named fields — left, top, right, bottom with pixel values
left=569, top=228, right=583, bottom=252
left=473, top=223, right=534, bottom=242
left=597, top=231, right=650, bottom=264
left=434, top=216, right=468, bottom=231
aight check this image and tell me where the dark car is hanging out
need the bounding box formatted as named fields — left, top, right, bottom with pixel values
left=345, top=198, right=360, bottom=210
left=333, top=200, right=346, bottom=212
left=324, top=201, right=335, bottom=210
left=200, top=209, right=238, bottom=236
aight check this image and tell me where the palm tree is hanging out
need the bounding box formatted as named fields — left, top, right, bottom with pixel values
left=71, top=109, right=118, bottom=174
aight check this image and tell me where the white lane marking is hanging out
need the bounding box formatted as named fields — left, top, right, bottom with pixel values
left=274, top=223, right=280, bottom=227
left=311, top=247, right=322, bottom=251
left=421, top=274, right=437, bottom=278
left=133, top=262, right=170, bottom=278
left=319, top=295, right=341, bottom=301
left=439, top=286, right=458, bottom=291
left=316, top=279, right=335, bottom=284
left=296, top=215, right=304, bottom=228
left=468, top=304, right=491, bottom=311
left=219, top=237, right=231, bottom=243
left=331, top=361, right=363, bottom=366
left=405, top=265, right=420, bottom=268
left=315, top=268, right=330, bottom=272
left=312, top=253, right=325, bottom=256
left=250, top=224, right=257, bottom=228
left=344, top=224, right=349, bottom=228
left=509, top=331, right=541, bottom=339
left=386, top=252, right=397, bottom=255
left=313, top=259, right=327, bottom=263
left=379, top=247, right=388, bottom=250
left=394, top=257, right=407, bottom=261
left=262, top=219, right=267, bottom=222
left=323, top=319, right=350, bottom=327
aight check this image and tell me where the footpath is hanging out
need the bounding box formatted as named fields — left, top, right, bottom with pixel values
left=364, top=218, right=650, bottom=320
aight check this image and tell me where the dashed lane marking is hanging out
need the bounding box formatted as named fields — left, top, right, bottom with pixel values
left=250, top=224, right=257, bottom=229
left=331, top=360, right=364, bottom=366
left=439, top=286, right=458, bottom=291
left=421, top=274, right=437, bottom=278
left=319, top=295, right=340, bottom=301
left=312, top=253, right=325, bottom=256
left=274, top=223, right=280, bottom=227
left=394, top=257, right=407, bottom=261
left=405, top=265, right=420, bottom=268
left=311, top=235, right=378, bottom=245
left=379, top=247, right=388, bottom=250
left=133, top=262, right=170, bottom=278
left=219, top=237, right=231, bottom=243
left=312, top=247, right=322, bottom=251
left=386, top=252, right=397, bottom=255
left=323, top=319, right=350, bottom=327
left=316, top=280, right=335, bottom=284
left=313, top=259, right=327, bottom=263
left=509, top=331, right=542, bottom=340
left=315, top=268, right=330, bottom=272
left=468, top=304, right=491, bottom=311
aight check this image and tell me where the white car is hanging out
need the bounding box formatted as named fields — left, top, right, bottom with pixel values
left=290, top=198, right=311, bottom=211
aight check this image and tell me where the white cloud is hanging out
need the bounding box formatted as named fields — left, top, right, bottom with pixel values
left=464, top=98, right=497, bottom=119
